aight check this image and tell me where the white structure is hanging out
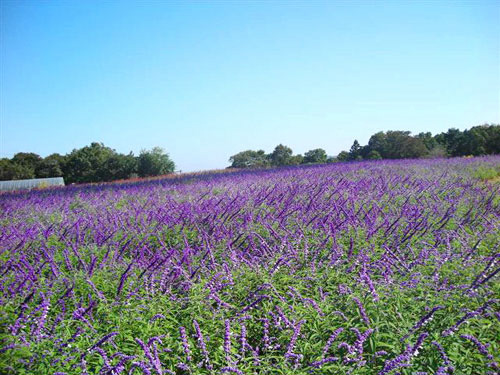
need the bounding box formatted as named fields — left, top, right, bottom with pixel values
left=0, top=177, right=65, bottom=192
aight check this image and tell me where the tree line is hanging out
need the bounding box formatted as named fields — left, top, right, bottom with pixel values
left=0, top=142, right=175, bottom=183
left=229, top=124, right=500, bottom=168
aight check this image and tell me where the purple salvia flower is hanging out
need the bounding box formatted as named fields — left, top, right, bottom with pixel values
left=285, top=320, right=304, bottom=361
left=460, top=334, right=493, bottom=360
left=176, top=362, right=189, bottom=371
left=379, top=333, right=428, bottom=375
left=351, top=327, right=374, bottom=355
left=94, top=347, right=112, bottom=370
left=402, top=306, right=444, bottom=341
left=33, top=293, right=50, bottom=339
left=442, top=300, right=497, bottom=336
left=150, top=314, right=165, bottom=322
left=322, top=327, right=344, bottom=357
left=261, top=318, right=270, bottom=349
left=0, top=343, right=17, bottom=354
left=240, top=323, right=247, bottom=356
left=129, top=361, right=151, bottom=375
left=352, top=296, right=370, bottom=325
left=275, top=305, right=293, bottom=327
left=193, top=320, right=212, bottom=370
left=431, top=341, right=452, bottom=367
left=224, top=319, right=232, bottom=363
left=360, top=270, right=379, bottom=302
left=89, top=331, right=118, bottom=351
left=309, top=357, right=339, bottom=368
left=338, top=284, right=352, bottom=295
left=135, top=338, right=161, bottom=374
left=220, top=367, right=243, bottom=375
left=239, top=294, right=269, bottom=315
left=179, top=326, right=192, bottom=362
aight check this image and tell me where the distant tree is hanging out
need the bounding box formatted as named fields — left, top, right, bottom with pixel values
left=435, top=128, right=463, bottom=157
left=326, top=156, right=336, bottom=163
left=416, top=132, right=437, bottom=151
left=11, top=152, right=42, bottom=179
left=35, top=154, right=64, bottom=178
left=479, top=124, right=500, bottom=154
left=269, top=144, right=294, bottom=166
left=0, top=158, right=26, bottom=180
left=426, top=145, right=448, bottom=158
left=303, top=148, right=327, bottom=164
left=384, top=131, right=412, bottom=158
left=348, top=140, right=362, bottom=160
left=366, top=131, right=427, bottom=159
left=229, top=150, right=268, bottom=168
left=336, top=151, right=350, bottom=162
left=367, top=132, right=389, bottom=158
left=290, top=154, right=303, bottom=165
left=399, top=137, right=428, bottom=158
left=63, top=142, right=116, bottom=183
left=367, top=150, right=382, bottom=160
left=100, top=152, right=138, bottom=181
left=137, top=147, right=175, bottom=177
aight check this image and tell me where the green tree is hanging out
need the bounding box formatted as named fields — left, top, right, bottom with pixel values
left=348, top=140, right=362, bottom=160
left=0, top=158, right=29, bottom=180
left=326, top=156, right=336, bottom=163
left=137, top=147, right=175, bottom=177
left=269, top=144, right=294, bottom=166
left=367, top=150, right=382, bottom=160
left=63, top=142, right=116, bottom=183
left=100, top=152, right=138, bottom=181
left=290, top=154, right=303, bottom=165
left=367, top=132, right=389, bottom=158
left=11, top=152, right=41, bottom=179
left=35, top=154, right=65, bottom=178
left=399, top=137, right=428, bottom=158
left=435, top=128, right=463, bottom=157
left=303, top=148, right=327, bottom=164
left=416, top=132, right=437, bottom=151
left=337, top=151, right=350, bottom=161
left=229, top=150, right=269, bottom=168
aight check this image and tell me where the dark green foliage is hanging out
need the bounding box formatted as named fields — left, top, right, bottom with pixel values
left=228, top=125, right=498, bottom=169
left=367, top=150, right=382, bottom=160
left=348, top=140, right=362, bottom=160
left=229, top=150, right=269, bottom=168
left=1, top=143, right=173, bottom=184
left=35, top=154, right=64, bottom=178
left=0, top=158, right=33, bottom=180
left=10, top=152, right=42, bottom=178
left=303, top=148, right=328, bottom=164
left=269, top=144, right=294, bottom=166
left=63, top=142, right=117, bottom=183
left=137, top=147, right=175, bottom=177
left=335, top=124, right=499, bottom=162
left=337, top=151, right=350, bottom=162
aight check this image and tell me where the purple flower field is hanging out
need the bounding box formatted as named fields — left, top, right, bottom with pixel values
left=0, top=157, right=499, bottom=374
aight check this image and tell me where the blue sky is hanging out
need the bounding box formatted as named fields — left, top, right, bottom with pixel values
left=1, top=0, right=499, bottom=171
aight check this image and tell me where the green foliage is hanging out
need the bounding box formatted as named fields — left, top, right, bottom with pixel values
left=1, top=143, right=174, bottom=184
left=367, top=150, right=382, bottom=160
left=337, top=151, right=350, bottom=162
left=229, top=150, right=269, bottom=168
left=0, top=158, right=33, bottom=180
left=63, top=142, right=117, bottom=183
left=269, top=144, right=294, bottom=166
left=35, top=153, right=64, bottom=178
left=137, top=147, right=175, bottom=177
left=303, top=148, right=327, bottom=164
left=471, top=165, right=500, bottom=181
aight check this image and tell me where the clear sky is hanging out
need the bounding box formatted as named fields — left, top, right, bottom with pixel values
left=1, top=0, right=499, bottom=172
